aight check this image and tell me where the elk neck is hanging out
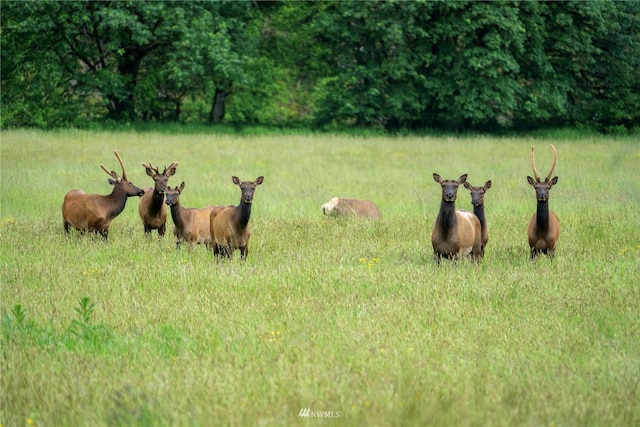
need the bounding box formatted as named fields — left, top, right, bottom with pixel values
left=234, top=199, right=252, bottom=228
left=149, top=188, right=165, bottom=215
left=169, top=200, right=188, bottom=229
left=437, top=199, right=457, bottom=232
left=473, top=203, right=486, bottom=231
left=536, top=199, right=550, bottom=231
left=105, top=186, right=130, bottom=217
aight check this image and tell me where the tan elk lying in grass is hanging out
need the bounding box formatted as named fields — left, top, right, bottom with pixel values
left=463, top=179, right=492, bottom=256
left=62, top=150, right=144, bottom=239
left=527, top=145, right=560, bottom=258
left=164, top=182, right=222, bottom=248
left=431, top=173, right=482, bottom=263
left=138, top=161, right=178, bottom=236
left=210, top=176, right=264, bottom=261
left=321, top=197, right=382, bottom=219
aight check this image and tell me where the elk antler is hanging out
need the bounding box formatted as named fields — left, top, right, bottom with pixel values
left=546, top=145, right=557, bottom=182
left=100, top=164, right=118, bottom=180
left=114, top=150, right=127, bottom=180
left=164, top=162, right=179, bottom=174
left=142, top=162, right=160, bottom=175
left=530, top=146, right=540, bottom=182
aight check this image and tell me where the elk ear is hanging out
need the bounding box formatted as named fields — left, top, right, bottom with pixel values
left=457, top=174, right=468, bottom=184
left=433, top=173, right=442, bottom=183
left=232, top=176, right=241, bottom=185
left=108, top=178, right=116, bottom=186
left=165, top=163, right=178, bottom=177
left=484, top=180, right=492, bottom=190
left=144, top=167, right=155, bottom=178
left=463, top=182, right=473, bottom=190
left=527, top=176, right=536, bottom=186
left=549, top=176, right=558, bottom=187
left=178, top=182, right=185, bottom=192
left=255, top=176, right=264, bottom=185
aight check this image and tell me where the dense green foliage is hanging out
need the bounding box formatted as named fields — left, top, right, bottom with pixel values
left=2, top=1, right=639, bottom=132
left=1, top=129, right=639, bottom=425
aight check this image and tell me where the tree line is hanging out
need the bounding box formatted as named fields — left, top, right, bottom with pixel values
left=2, top=0, right=639, bottom=133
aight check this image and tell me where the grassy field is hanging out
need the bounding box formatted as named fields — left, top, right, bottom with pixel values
left=1, top=128, right=639, bottom=426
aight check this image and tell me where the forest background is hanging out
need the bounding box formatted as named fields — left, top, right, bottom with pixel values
left=2, top=0, right=640, bottom=134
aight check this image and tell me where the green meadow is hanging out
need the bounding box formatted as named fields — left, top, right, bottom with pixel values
left=1, top=129, right=639, bottom=426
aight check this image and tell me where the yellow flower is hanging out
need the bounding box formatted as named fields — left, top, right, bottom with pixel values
left=27, top=419, right=34, bottom=426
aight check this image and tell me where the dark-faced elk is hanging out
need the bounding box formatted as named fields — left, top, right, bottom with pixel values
left=210, top=176, right=264, bottom=261
left=463, top=179, right=492, bottom=255
left=138, top=161, right=178, bottom=236
left=164, top=182, right=221, bottom=248
left=527, top=145, right=560, bottom=258
left=62, top=150, right=144, bottom=239
left=431, top=173, right=482, bottom=263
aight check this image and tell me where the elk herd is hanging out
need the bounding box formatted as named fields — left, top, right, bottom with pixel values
left=62, top=146, right=560, bottom=262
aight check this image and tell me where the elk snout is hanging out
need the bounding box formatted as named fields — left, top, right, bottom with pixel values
left=242, top=188, right=255, bottom=204
left=443, top=188, right=457, bottom=202
left=535, top=187, right=549, bottom=202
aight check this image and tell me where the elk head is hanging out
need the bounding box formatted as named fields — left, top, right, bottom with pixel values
left=433, top=173, right=467, bottom=202
left=463, top=180, right=492, bottom=207
left=527, top=145, right=558, bottom=201
left=142, top=161, right=179, bottom=194
left=233, top=176, right=264, bottom=204
left=164, top=182, right=185, bottom=206
left=100, top=150, right=144, bottom=196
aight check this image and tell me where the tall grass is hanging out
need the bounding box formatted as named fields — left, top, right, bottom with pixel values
left=1, top=129, right=639, bottom=426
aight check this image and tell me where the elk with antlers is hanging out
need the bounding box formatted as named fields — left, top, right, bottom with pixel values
left=138, top=161, right=179, bottom=236
left=62, top=150, right=144, bottom=239
left=463, top=179, right=492, bottom=256
left=527, top=145, right=560, bottom=258
left=431, top=173, right=483, bottom=263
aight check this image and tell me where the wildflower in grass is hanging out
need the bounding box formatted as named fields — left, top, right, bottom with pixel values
left=27, top=419, right=34, bottom=426
left=0, top=217, right=15, bottom=227
left=359, top=257, right=380, bottom=270
left=619, top=245, right=639, bottom=255
left=82, top=268, right=103, bottom=277
left=259, top=330, right=281, bottom=342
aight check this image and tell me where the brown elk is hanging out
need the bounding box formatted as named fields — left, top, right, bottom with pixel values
left=431, top=173, right=482, bottom=263
left=321, top=197, right=382, bottom=219
left=164, top=182, right=221, bottom=248
left=527, top=145, right=560, bottom=258
left=463, top=179, right=492, bottom=255
left=210, top=176, right=264, bottom=261
left=138, top=161, right=179, bottom=236
left=62, top=150, right=144, bottom=239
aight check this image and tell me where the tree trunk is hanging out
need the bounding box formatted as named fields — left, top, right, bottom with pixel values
left=108, top=47, right=144, bottom=120
left=209, top=88, right=229, bottom=123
